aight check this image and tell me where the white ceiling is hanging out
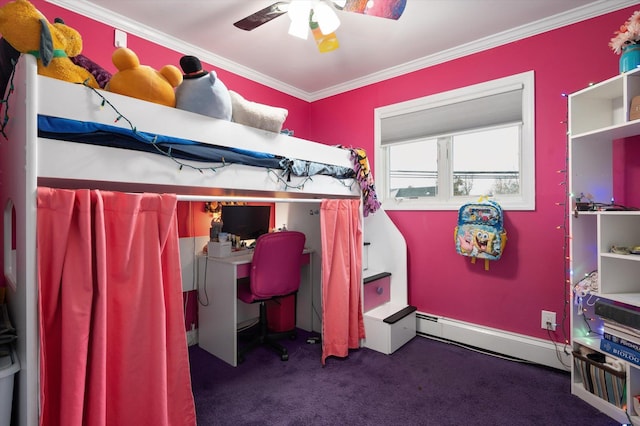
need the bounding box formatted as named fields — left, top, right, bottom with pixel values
left=49, top=0, right=637, bottom=101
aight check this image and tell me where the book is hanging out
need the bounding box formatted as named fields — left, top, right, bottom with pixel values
left=603, top=319, right=640, bottom=338
left=600, top=338, right=640, bottom=367
left=573, top=350, right=626, bottom=408
left=603, top=330, right=640, bottom=353
left=602, top=321, right=640, bottom=355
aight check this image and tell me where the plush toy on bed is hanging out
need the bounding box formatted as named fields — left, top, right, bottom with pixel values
left=53, top=18, right=111, bottom=89
left=174, top=55, right=287, bottom=132
left=0, top=0, right=99, bottom=88
left=228, top=90, right=288, bottom=133
left=106, top=47, right=183, bottom=107
left=175, top=55, right=232, bottom=121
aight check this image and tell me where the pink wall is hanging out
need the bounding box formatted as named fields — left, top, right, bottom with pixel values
left=22, top=1, right=640, bottom=341
left=307, top=7, right=639, bottom=341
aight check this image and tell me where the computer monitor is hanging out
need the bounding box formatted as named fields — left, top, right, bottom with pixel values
left=221, top=205, right=271, bottom=241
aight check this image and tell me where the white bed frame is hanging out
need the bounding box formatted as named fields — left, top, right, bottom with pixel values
left=1, top=55, right=361, bottom=426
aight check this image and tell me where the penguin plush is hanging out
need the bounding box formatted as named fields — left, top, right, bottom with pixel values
left=175, top=55, right=232, bottom=121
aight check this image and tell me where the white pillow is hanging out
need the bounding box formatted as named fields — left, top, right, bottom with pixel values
left=229, top=90, right=288, bottom=133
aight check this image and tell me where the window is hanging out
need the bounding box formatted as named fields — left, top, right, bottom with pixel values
left=375, top=71, right=535, bottom=210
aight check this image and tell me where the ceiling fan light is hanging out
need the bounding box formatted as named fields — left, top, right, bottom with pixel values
left=287, top=0, right=312, bottom=21
left=288, top=19, right=309, bottom=39
left=314, top=2, right=340, bottom=35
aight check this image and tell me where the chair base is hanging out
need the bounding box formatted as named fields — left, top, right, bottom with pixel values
left=237, top=302, right=297, bottom=363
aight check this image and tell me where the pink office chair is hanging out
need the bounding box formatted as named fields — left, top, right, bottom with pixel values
left=237, top=231, right=306, bottom=363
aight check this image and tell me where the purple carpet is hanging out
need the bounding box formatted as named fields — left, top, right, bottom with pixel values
left=189, top=330, right=618, bottom=425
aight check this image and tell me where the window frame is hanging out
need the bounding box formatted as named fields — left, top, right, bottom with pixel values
left=374, top=71, right=535, bottom=211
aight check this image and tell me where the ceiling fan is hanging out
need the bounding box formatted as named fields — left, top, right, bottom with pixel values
left=233, top=0, right=407, bottom=53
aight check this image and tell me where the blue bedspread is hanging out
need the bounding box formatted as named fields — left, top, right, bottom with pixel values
left=37, top=115, right=355, bottom=180
left=38, top=115, right=282, bottom=168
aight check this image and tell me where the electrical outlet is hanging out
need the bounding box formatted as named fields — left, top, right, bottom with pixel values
left=541, top=310, right=556, bottom=331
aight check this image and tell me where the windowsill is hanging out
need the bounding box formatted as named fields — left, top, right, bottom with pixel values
left=380, top=198, right=535, bottom=211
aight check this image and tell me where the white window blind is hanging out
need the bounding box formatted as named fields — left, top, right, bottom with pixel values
left=381, top=84, right=523, bottom=145
left=380, top=84, right=523, bottom=146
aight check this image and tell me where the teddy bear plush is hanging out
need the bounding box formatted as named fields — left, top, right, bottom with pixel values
left=106, top=47, right=183, bottom=108
left=0, top=0, right=98, bottom=88
left=175, top=55, right=232, bottom=121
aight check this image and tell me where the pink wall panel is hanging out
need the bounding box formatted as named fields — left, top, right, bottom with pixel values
left=21, top=1, right=640, bottom=341
left=613, top=136, right=640, bottom=207
left=176, top=202, right=211, bottom=238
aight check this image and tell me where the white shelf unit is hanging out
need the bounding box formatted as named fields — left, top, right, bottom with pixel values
left=569, top=67, right=640, bottom=424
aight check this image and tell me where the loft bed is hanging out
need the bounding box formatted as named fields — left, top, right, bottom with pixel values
left=7, top=56, right=359, bottom=199
left=1, top=54, right=362, bottom=426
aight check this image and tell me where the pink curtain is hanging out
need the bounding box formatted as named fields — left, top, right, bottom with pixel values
left=320, top=199, right=365, bottom=365
left=37, top=187, right=196, bottom=426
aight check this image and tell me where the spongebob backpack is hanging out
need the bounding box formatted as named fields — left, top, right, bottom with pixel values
left=454, top=199, right=506, bottom=270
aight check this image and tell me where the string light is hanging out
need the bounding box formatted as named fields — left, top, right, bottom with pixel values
left=1, top=58, right=355, bottom=193
left=559, top=90, right=574, bottom=362
left=80, top=81, right=352, bottom=191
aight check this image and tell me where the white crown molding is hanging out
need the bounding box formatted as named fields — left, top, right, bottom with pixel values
left=44, top=0, right=311, bottom=100
left=46, top=0, right=638, bottom=102
left=309, top=0, right=640, bottom=101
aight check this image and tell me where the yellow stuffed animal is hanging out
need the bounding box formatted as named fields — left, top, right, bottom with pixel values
left=106, top=47, right=183, bottom=108
left=0, top=0, right=98, bottom=88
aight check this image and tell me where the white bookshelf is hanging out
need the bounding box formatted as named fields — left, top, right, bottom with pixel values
left=569, top=67, right=640, bottom=424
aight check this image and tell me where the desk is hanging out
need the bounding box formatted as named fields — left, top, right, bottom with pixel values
left=197, top=249, right=312, bottom=367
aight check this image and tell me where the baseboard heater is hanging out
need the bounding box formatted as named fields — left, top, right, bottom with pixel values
left=415, top=312, right=571, bottom=371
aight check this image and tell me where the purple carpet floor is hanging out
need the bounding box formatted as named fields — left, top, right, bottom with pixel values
left=189, top=330, right=619, bottom=425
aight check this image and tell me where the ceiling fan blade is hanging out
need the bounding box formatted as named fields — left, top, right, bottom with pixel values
left=233, top=2, right=289, bottom=31
left=336, top=0, right=407, bottom=20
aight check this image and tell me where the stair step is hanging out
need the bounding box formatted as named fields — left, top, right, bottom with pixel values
left=383, top=305, right=417, bottom=324
left=364, top=271, right=391, bottom=284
